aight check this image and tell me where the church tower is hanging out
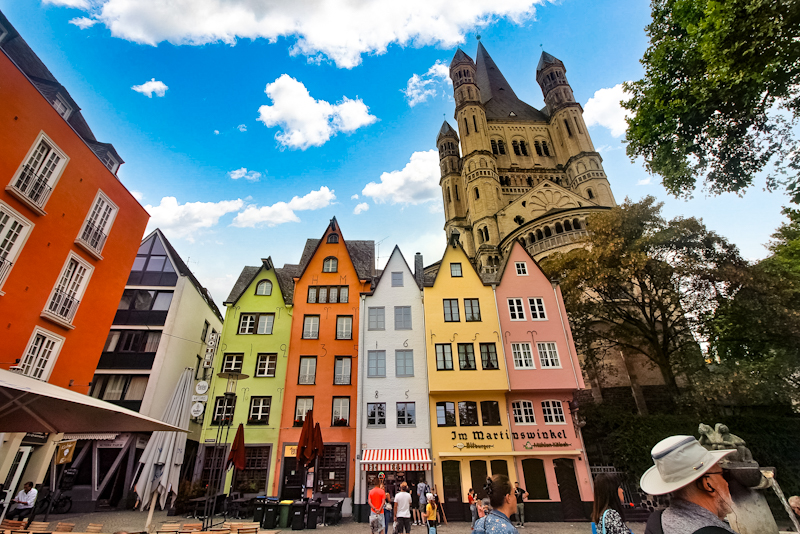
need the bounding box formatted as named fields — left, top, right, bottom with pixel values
left=437, top=121, right=466, bottom=234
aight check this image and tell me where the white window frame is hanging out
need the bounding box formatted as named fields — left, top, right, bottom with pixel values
left=396, top=402, right=416, bottom=427
left=528, top=297, right=547, bottom=320
left=332, top=397, right=349, bottom=425
left=255, top=280, right=272, bottom=296
left=336, top=316, right=352, bottom=340
left=511, top=342, right=535, bottom=369
left=18, top=327, right=64, bottom=381
left=394, top=306, right=412, bottom=330
left=222, top=354, right=243, bottom=373
left=515, top=262, right=528, bottom=275
left=323, top=257, right=337, bottom=272
left=8, top=131, right=69, bottom=215
left=367, top=350, right=386, bottom=377
left=368, top=307, right=385, bottom=330
left=0, top=201, right=34, bottom=295
left=302, top=316, right=319, bottom=339
left=537, top=342, right=562, bottom=368
left=295, top=398, right=314, bottom=422
left=334, top=356, right=351, bottom=385
left=450, top=263, right=462, bottom=277
left=541, top=400, right=566, bottom=424
left=512, top=400, right=536, bottom=425
left=102, top=151, right=119, bottom=174
left=395, top=350, right=414, bottom=377
left=53, top=93, right=73, bottom=120
left=508, top=298, right=526, bottom=321
left=249, top=396, right=271, bottom=423
left=366, top=402, right=386, bottom=427
left=76, top=189, right=118, bottom=259
left=298, top=357, right=317, bottom=384
left=391, top=272, right=403, bottom=287
left=42, top=252, right=93, bottom=328
left=255, top=353, right=277, bottom=377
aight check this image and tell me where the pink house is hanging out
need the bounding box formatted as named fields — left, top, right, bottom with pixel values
left=495, top=241, right=593, bottom=521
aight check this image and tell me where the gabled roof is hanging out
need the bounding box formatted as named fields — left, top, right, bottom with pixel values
left=450, top=48, right=474, bottom=68
left=295, top=218, right=375, bottom=281
left=148, top=229, right=223, bottom=322
left=371, top=245, right=423, bottom=291
left=424, top=233, right=494, bottom=286
left=437, top=120, right=458, bottom=141
left=224, top=257, right=295, bottom=306
left=496, top=240, right=548, bottom=284
left=474, top=42, right=547, bottom=121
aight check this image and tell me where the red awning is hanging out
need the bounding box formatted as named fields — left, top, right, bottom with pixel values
left=361, top=449, right=432, bottom=471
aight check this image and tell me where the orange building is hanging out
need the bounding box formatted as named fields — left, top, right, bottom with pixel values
left=0, top=10, right=149, bottom=499
left=275, top=219, right=374, bottom=510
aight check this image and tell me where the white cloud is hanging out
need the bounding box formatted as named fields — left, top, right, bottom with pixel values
left=130, top=190, right=144, bottom=201
left=145, top=197, right=244, bottom=241
left=354, top=202, right=369, bottom=215
left=403, top=60, right=451, bottom=106
left=583, top=83, right=632, bottom=138
left=69, top=17, right=98, bottom=29
left=362, top=150, right=440, bottom=205
left=214, top=130, right=220, bottom=135
left=350, top=194, right=359, bottom=200
left=47, top=0, right=547, bottom=68
left=228, top=168, right=261, bottom=182
left=637, top=177, right=652, bottom=186
left=257, top=74, right=376, bottom=149
left=131, top=78, right=168, bottom=98
left=237, top=124, right=247, bottom=132
left=232, top=186, right=335, bottom=227
left=44, top=0, right=90, bottom=8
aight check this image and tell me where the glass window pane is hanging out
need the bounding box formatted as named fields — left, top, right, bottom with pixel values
left=134, top=290, right=155, bottom=310
left=152, top=292, right=173, bottom=310
left=146, top=256, right=166, bottom=271
left=131, top=256, right=146, bottom=271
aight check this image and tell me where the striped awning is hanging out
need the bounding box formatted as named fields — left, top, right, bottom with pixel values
left=62, top=433, right=118, bottom=441
left=361, top=449, right=432, bottom=471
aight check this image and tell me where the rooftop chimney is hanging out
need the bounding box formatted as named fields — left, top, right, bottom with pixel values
left=414, top=253, right=424, bottom=288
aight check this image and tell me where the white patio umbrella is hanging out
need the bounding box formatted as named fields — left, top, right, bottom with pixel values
left=0, top=369, right=184, bottom=433
left=135, top=368, right=194, bottom=528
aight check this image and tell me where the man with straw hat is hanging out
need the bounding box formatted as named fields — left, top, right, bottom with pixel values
left=641, top=435, right=738, bottom=534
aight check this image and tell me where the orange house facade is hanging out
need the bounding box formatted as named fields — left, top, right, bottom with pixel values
left=0, top=10, right=148, bottom=501
left=275, top=219, right=374, bottom=513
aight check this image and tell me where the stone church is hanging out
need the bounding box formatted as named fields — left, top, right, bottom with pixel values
left=436, top=43, right=667, bottom=414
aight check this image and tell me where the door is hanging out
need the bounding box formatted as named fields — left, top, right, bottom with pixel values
left=554, top=458, right=586, bottom=520
left=1, top=446, right=33, bottom=521
left=441, top=461, right=464, bottom=521
left=280, top=456, right=302, bottom=501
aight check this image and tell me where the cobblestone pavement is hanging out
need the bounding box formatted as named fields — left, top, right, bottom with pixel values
left=32, top=509, right=648, bottom=534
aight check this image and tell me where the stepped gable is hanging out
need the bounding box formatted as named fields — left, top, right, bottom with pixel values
left=474, top=42, right=547, bottom=121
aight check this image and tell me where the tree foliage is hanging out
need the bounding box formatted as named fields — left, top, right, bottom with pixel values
left=624, top=0, right=800, bottom=201
left=541, top=196, right=745, bottom=396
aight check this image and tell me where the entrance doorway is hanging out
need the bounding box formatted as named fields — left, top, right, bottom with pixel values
left=554, top=458, right=585, bottom=520
left=1, top=446, right=33, bottom=521
left=441, top=461, right=464, bottom=521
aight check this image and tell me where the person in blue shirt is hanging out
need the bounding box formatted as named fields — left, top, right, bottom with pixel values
left=473, top=475, right=520, bottom=534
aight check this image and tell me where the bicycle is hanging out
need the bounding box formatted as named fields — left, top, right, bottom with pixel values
left=33, top=492, right=72, bottom=515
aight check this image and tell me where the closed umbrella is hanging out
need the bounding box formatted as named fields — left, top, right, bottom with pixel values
left=311, top=422, right=324, bottom=465
left=296, top=410, right=314, bottom=467
left=136, top=369, right=194, bottom=529
left=227, top=423, right=246, bottom=472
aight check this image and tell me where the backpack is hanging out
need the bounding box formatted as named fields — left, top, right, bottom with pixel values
left=645, top=510, right=731, bottom=534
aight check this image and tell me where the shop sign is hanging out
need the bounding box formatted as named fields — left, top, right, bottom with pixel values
left=56, top=441, right=76, bottom=464
left=196, top=381, right=209, bottom=394
left=284, top=445, right=298, bottom=457
left=22, top=432, right=48, bottom=445
left=513, top=429, right=570, bottom=441
left=521, top=441, right=571, bottom=449
left=98, top=436, right=128, bottom=449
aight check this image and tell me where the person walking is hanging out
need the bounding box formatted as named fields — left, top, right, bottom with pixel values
left=369, top=479, right=387, bottom=534
left=513, top=481, right=529, bottom=528
left=473, top=476, right=519, bottom=534
left=384, top=491, right=394, bottom=534
left=468, top=488, right=478, bottom=529
left=417, top=478, right=430, bottom=527
left=641, top=435, right=738, bottom=534
left=591, top=474, right=631, bottom=534
left=425, top=492, right=437, bottom=532
left=394, top=482, right=412, bottom=534
left=411, top=481, right=421, bottom=525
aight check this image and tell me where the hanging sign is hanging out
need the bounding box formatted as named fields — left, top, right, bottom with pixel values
left=203, top=332, right=219, bottom=368
left=191, top=402, right=205, bottom=417
left=56, top=440, right=76, bottom=465
left=196, top=381, right=209, bottom=395
left=192, top=395, right=208, bottom=402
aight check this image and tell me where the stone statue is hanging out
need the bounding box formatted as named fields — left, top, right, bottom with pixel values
left=716, top=423, right=753, bottom=462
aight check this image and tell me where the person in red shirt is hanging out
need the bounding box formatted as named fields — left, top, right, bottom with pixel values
left=369, top=478, right=387, bottom=534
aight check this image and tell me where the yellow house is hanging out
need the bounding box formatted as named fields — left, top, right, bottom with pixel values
left=423, top=235, right=513, bottom=521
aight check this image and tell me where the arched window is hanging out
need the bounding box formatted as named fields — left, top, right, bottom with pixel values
left=455, top=187, right=460, bottom=201
left=491, top=140, right=498, bottom=155
left=573, top=218, right=582, bottom=230
left=483, top=227, right=490, bottom=242
left=542, top=141, right=551, bottom=156
left=512, top=140, right=521, bottom=156
left=477, top=228, right=484, bottom=244
left=536, top=229, right=544, bottom=240
left=497, top=140, right=506, bottom=155
left=447, top=187, right=452, bottom=203
left=564, top=220, right=572, bottom=232
left=464, top=118, right=469, bottom=135
left=255, top=280, right=272, bottom=296
left=587, top=189, right=594, bottom=199
left=323, top=257, right=338, bottom=272
left=327, top=234, right=339, bottom=243
left=480, top=158, right=486, bottom=168
left=474, top=187, right=480, bottom=200
left=534, top=141, right=543, bottom=156
left=529, top=232, right=535, bottom=244
left=544, top=226, right=552, bottom=237
left=520, top=141, right=529, bottom=156
left=555, top=222, right=564, bottom=234
left=496, top=188, right=501, bottom=200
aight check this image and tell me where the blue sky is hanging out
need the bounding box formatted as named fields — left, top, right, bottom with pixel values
left=2, top=0, right=790, bottom=303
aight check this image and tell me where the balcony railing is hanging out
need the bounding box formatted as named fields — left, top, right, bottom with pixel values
left=0, top=257, right=12, bottom=284
left=334, top=374, right=351, bottom=385
left=79, top=221, right=108, bottom=253
left=11, top=165, right=53, bottom=209
left=298, top=374, right=315, bottom=385
left=47, top=289, right=80, bottom=323
left=526, top=229, right=589, bottom=256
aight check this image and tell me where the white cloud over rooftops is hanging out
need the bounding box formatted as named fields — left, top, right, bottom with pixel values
left=353, top=202, right=369, bottom=215
left=257, top=74, right=376, bottom=150
left=145, top=197, right=244, bottom=242
left=69, top=17, right=98, bottom=29
left=362, top=150, right=440, bottom=205
left=45, top=0, right=549, bottom=68
left=583, top=83, right=632, bottom=138
left=228, top=168, right=262, bottom=182
left=403, top=60, right=451, bottom=106
left=131, top=78, right=168, bottom=98
left=232, top=186, right=336, bottom=227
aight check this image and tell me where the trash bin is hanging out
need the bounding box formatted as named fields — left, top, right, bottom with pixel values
left=306, top=501, right=320, bottom=529
left=291, top=501, right=306, bottom=530
left=262, top=500, right=279, bottom=529
left=253, top=497, right=267, bottom=524
left=279, top=500, right=293, bottom=528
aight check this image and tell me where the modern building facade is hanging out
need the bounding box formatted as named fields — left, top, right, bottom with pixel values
left=0, top=9, right=149, bottom=516
left=196, top=257, right=294, bottom=497
left=274, top=219, right=374, bottom=514
left=494, top=241, right=592, bottom=520
left=354, top=246, right=431, bottom=520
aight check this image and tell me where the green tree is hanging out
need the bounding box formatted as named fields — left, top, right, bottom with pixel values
left=542, top=196, right=745, bottom=397
left=624, top=0, right=800, bottom=201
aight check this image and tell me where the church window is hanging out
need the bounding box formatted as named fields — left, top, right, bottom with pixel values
left=529, top=232, right=535, bottom=244
left=491, top=140, right=498, bottom=155
left=512, top=141, right=521, bottom=156
left=483, top=227, right=490, bottom=242
left=544, top=226, right=552, bottom=238
left=474, top=187, right=480, bottom=200
left=497, top=140, right=506, bottom=155
left=464, top=118, right=469, bottom=135
left=477, top=229, right=484, bottom=244
left=520, top=141, right=529, bottom=156
left=536, top=229, right=544, bottom=240
left=496, top=188, right=500, bottom=200
left=555, top=222, right=564, bottom=234
left=455, top=187, right=460, bottom=201
left=587, top=189, right=594, bottom=200
left=564, top=220, right=572, bottom=231
left=574, top=116, right=583, bottom=134
left=447, top=188, right=452, bottom=203
left=591, top=159, right=599, bottom=170
left=468, top=87, right=472, bottom=99
left=534, top=141, right=543, bottom=156
left=573, top=219, right=582, bottom=230
left=542, top=141, right=551, bottom=156
left=473, top=115, right=478, bottom=132
left=563, top=119, right=573, bottom=137
left=480, top=158, right=486, bottom=167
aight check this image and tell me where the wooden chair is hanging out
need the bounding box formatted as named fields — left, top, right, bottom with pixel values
left=159, top=524, right=181, bottom=532
left=85, top=523, right=104, bottom=533
left=27, top=521, right=51, bottom=532
left=55, top=522, right=75, bottom=532
left=235, top=527, right=257, bottom=534
left=1, top=520, right=27, bottom=530
left=180, top=523, right=202, bottom=531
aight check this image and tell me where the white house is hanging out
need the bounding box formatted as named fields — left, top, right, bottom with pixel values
left=355, top=247, right=432, bottom=519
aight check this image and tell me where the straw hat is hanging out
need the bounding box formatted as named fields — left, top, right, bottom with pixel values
left=639, top=435, right=735, bottom=495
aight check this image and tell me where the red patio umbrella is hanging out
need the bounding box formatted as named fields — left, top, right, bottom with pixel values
left=227, top=423, right=246, bottom=471
left=296, top=410, right=314, bottom=467
left=310, top=422, right=324, bottom=464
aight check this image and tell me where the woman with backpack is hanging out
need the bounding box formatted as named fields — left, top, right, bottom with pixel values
left=591, top=473, right=631, bottom=534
